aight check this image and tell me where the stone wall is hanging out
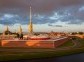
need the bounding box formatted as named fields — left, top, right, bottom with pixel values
left=0, top=37, right=68, bottom=48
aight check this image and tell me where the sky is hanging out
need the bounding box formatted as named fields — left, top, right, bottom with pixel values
left=0, top=0, right=84, bottom=32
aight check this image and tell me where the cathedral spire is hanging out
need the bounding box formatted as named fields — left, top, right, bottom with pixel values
left=28, top=6, right=33, bottom=33
left=30, top=6, right=32, bottom=23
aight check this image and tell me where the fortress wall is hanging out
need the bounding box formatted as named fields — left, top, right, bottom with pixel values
left=0, top=40, right=1, bottom=47
left=1, top=37, right=68, bottom=48
left=1, top=40, right=54, bottom=48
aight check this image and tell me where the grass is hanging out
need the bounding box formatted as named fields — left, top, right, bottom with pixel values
left=0, top=47, right=84, bottom=61
left=77, top=38, right=84, bottom=45
left=58, top=40, right=74, bottom=48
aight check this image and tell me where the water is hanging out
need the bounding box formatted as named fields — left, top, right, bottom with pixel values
left=4, top=53, right=84, bottom=62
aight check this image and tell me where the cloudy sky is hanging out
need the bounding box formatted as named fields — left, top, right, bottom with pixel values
left=0, top=0, right=84, bottom=32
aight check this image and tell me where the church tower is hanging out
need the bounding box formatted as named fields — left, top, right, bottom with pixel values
left=18, top=25, right=22, bottom=34
left=28, top=6, right=33, bottom=34
left=6, top=25, right=9, bottom=32
left=3, top=25, right=11, bottom=35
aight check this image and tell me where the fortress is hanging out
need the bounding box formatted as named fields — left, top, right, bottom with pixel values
left=0, top=6, right=68, bottom=48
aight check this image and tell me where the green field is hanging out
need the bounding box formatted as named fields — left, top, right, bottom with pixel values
left=0, top=38, right=84, bottom=61
left=58, top=40, right=74, bottom=48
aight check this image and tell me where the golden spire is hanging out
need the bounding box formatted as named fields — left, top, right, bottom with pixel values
left=28, top=6, right=33, bottom=33
left=30, top=6, right=32, bottom=23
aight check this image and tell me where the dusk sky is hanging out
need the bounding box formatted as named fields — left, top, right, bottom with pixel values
left=0, top=0, right=84, bottom=32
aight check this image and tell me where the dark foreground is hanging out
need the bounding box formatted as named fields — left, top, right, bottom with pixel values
left=2, top=53, right=84, bottom=62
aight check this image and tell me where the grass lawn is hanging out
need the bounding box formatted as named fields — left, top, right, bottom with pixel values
left=58, top=40, right=74, bottom=48
left=77, top=38, right=84, bottom=45
left=0, top=47, right=84, bottom=61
